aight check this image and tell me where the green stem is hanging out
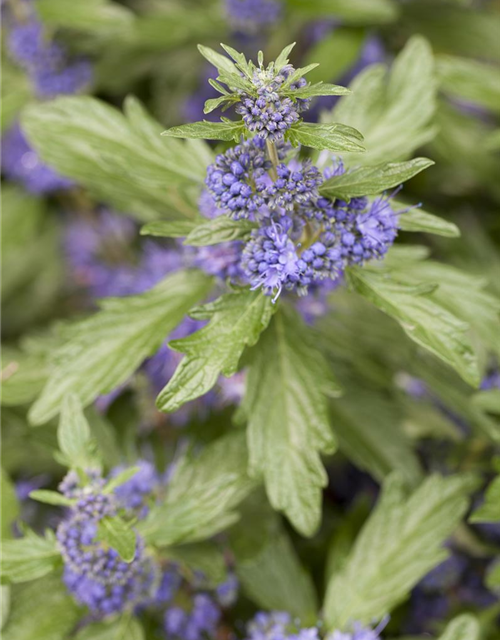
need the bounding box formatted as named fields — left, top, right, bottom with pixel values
left=266, top=139, right=279, bottom=181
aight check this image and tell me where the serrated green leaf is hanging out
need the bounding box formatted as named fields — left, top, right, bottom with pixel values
left=103, top=467, right=140, bottom=494
left=22, top=96, right=208, bottom=222
left=319, top=158, right=434, bottom=199
left=436, top=615, right=480, bottom=640
left=197, top=45, right=239, bottom=75
left=437, top=55, right=500, bottom=114
left=324, top=473, right=479, bottom=629
left=328, top=36, right=437, bottom=164
left=219, top=43, right=253, bottom=78
left=398, top=205, right=460, bottom=238
left=274, top=42, right=296, bottom=70
left=230, top=499, right=317, bottom=621
left=470, top=475, right=500, bottom=523
left=1, top=531, right=61, bottom=584
left=203, top=95, right=239, bottom=115
left=288, top=122, right=365, bottom=153
left=58, top=394, right=97, bottom=468
left=243, top=307, right=340, bottom=536
left=347, top=267, right=480, bottom=387
left=139, top=432, right=256, bottom=546
left=472, top=390, right=500, bottom=414
left=97, top=516, right=136, bottom=562
left=184, top=216, right=258, bottom=246
left=287, top=0, right=398, bottom=24
left=156, top=290, right=274, bottom=413
left=285, top=82, right=351, bottom=99
left=162, top=120, right=246, bottom=142
left=29, top=270, right=213, bottom=425
left=1, top=469, right=19, bottom=540
left=140, top=219, right=202, bottom=238
left=28, top=491, right=75, bottom=507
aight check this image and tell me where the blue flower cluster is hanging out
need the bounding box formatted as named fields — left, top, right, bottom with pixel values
left=56, top=470, right=160, bottom=617
left=112, top=460, right=162, bottom=519
left=225, top=0, right=282, bottom=34
left=7, top=17, right=92, bottom=98
left=164, top=593, right=221, bottom=640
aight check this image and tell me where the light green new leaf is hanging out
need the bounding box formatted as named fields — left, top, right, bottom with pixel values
left=29, top=491, right=75, bottom=507
left=22, top=96, right=209, bottom=221
left=197, top=45, right=239, bottom=76
left=398, top=205, right=460, bottom=238
left=2, top=575, right=80, bottom=640
left=230, top=499, right=318, bottom=621
left=274, top=42, right=297, bottom=70
left=184, top=216, right=258, bottom=246
left=347, top=267, right=480, bottom=387
left=319, top=158, right=434, bottom=199
left=243, top=307, right=340, bottom=536
left=140, top=219, right=202, bottom=239
left=324, top=473, right=478, bottom=629
left=437, top=615, right=480, bottom=640
left=284, top=82, right=351, bottom=99
left=156, top=290, right=274, bottom=413
left=472, top=390, right=500, bottom=414
left=57, top=394, right=97, bottom=468
left=162, top=120, right=246, bottom=142
left=470, top=475, right=500, bottom=523
left=139, top=432, right=257, bottom=546
left=1, top=531, right=61, bottom=584
left=327, top=36, right=437, bottom=164
left=437, top=55, right=500, bottom=114
left=29, top=270, right=213, bottom=425
left=97, top=516, right=136, bottom=562
left=1, top=469, right=19, bottom=540
left=288, top=122, right=365, bottom=153
left=203, top=95, right=239, bottom=115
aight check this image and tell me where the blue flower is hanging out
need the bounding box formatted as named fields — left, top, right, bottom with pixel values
left=112, top=460, right=162, bottom=519
left=328, top=617, right=389, bottom=640
left=215, top=573, right=239, bottom=607
left=225, top=0, right=282, bottom=34
left=246, top=611, right=292, bottom=640
left=164, top=594, right=221, bottom=640
left=265, top=161, right=323, bottom=211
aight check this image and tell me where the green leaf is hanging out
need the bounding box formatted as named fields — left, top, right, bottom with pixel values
left=398, top=205, right=460, bottom=238
left=2, top=575, right=80, bottom=640
left=328, top=36, right=437, bottom=164
left=22, top=96, right=208, bottom=222
left=286, top=0, right=399, bottom=24
left=243, top=307, right=340, bottom=536
left=1, top=469, right=19, bottom=540
left=437, top=55, right=500, bottom=114
left=287, top=122, right=365, bottom=153
left=165, top=542, right=227, bottom=586
left=197, top=45, right=239, bottom=76
left=319, top=158, right=434, bottom=199
left=324, top=473, right=479, bottom=629
left=139, top=432, right=256, bottom=546
left=1, top=345, right=50, bottom=407
left=36, top=0, right=134, bottom=33
left=75, top=617, right=144, bottom=640
left=103, top=467, right=140, bottom=494
left=162, top=120, right=246, bottom=142
left=347, top=267, right=480, bottom=387
left=1, top=531, right=61, bottom=584
left=203, top=95, right=239, bottom=115
left=230, top=499, right=317, bottom=621
left=29, top=269, right=213, bottom=425
left=28, top=491, right=75, bottom=507
left=1, top=585, right=10, bottom=631
left=285, top=82, right=351, bottom=99
left=274, top=43, right=296, bottom=70
left=470, top=476, right=500, bottom=523
left=156, top=290, right=274, bottom=413
left=436, top=615, right=480, bottom=640
left=184, top=216, right=258, bottom=246
left=472, top=390, right=500, bottom=415
left=58, top=394, right=97, bottom=468
left=97, top=516, right=136, bottom=562
left=1, top=62, right=31, bottom=133
left=140, top=219, right=202, bottom=239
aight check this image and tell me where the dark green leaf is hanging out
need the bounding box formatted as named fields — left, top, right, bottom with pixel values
left=287, top=122, right=365, bottom=153
left=97, top=516, right=136, bottom=562
left=139, top=433, right=256, bottom=546
left=157, top=290, right=274, bottom=412
left=319, top=158, right=434, bottom=199
left=1, top=531, right=61, bottom=584
left=140, top=219, right=201, bottom=239
left=162, top=120, right=246, bottom=142
left=29, top=270, right=213, bottom=425
left=324, top=473, right=479, bottom=629
left=184, top=216, right=258, bottom=246
left=243, top=307, right=340, bottom=536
